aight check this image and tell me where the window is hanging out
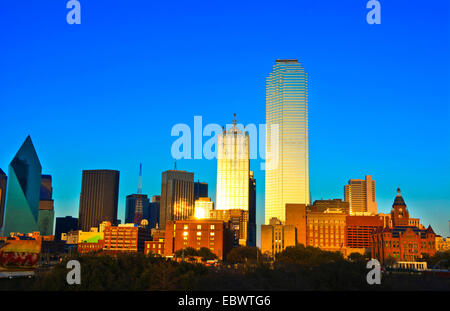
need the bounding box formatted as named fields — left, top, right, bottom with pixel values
left=210, top=225, right=215, bottom=230
left=184, top=225, right=188, bottom=230
left=197, top=225, right=202, bottom=230
left=183, top=231, right=188, bottom=236
left=197, top=232, right=202, bottom=236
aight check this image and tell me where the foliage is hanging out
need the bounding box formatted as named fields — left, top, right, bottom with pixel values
left=275, top=244, right=344, bottom=266
left=226, top=246, right=261, bottom=263
left=174, top=247, right=217, bottom=261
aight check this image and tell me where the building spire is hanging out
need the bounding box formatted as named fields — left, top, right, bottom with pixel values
left=232, top=113, right=237, bottom=127
left=397, top=187, right=401, bottom=196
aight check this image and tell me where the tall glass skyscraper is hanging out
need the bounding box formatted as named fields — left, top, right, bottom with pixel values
left=216, top=115, right=250, bottom=211
left=265, top=59, right=309, bottom=224
left=2, top=136, right=42, bottom=235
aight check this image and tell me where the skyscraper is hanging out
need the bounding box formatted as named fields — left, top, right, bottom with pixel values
left=265, top=59, right=309, bottom=224
left=216, top=114, right=250, bottom=211
left=248, top=171, right=256, bottom=247
left=0, top=169, right=7, bottom=229
left=344, top=175, right=377, bottom=215
left=149, top=195, right=160, bottom=229
left=2, top=136, right=42, bottom=236
left=194, top=181, right=208, bottom=200
left=125, top=194, right=150, bottom=224
left=78, top=170, right=120, bottom=231
left=38, top=174, right=55, bottom=236
left=159, top=170, right=194, bottom=229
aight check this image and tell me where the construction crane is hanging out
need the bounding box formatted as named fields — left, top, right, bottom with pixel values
left=133, top=163, right=144, bottom=225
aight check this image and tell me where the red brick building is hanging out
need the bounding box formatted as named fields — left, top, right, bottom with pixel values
left=103, top=224, right=151, bottom=252
left=164, top=219, right=232, bottom=260
left=78, top=240, right=105, bottom=254
left=346, top=215, right=385, bottom=250
left=371, top=189, right=436, bottom=263
left=144, top=240, right=165, bottom=255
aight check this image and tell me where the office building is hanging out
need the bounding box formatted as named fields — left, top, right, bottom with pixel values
left=216, top=114, right=250, bottom=212
left=125, top=194, right=150, bottom=224
left=2, top=136, right=41, bottom=236
left=265, top=59, right=309, bottom=224
left=310, top=199, right=349, bottom=215
left=0, top=169, right=7, bottom=229
left=78, top=170, right=120, bottom=231
left=164, top=219, right=233, bottom=260
left=344, top=175, right=377, bottom=215
left=55, top=216, right=78, bottom=240
left=261, top=218, right=296, bottom=258
left=346, top=215, right=384, bottom=253
left=194, top=197, right=214, bottom=219
left=211, top=209, right=248, bottom=247
left=37, top=175, right=55, bottom=236
left=194, top=181, right=208, bottom=200
left=103, top=223, right=151, bottom=252
left=306, top=209, right=347, bottom=253
left=145, top=240, right=165, bottom=256
left=149, top=195, right=160, bottom=229
left=248, top=171, right=256, bottom=247
left=159, top=170, right=194, bottom=229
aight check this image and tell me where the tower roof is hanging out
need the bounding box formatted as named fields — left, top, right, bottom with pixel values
left=393, top=188, right=406, bottom=206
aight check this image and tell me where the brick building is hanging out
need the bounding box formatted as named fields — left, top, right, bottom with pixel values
left=346, top=215, right=385, bottom=254
left=371, top=189, right=437, bottom=263
left=164, top=219, right=232, bottom=260
left=103, top=224, right=151, bottom=252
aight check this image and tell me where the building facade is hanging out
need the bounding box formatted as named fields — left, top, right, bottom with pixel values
left=306, top=210, right=347, bottom=253
left=103, top=223, right=151, bottom=252
left=78, top=170, right=120, bottom=231
left=216, top=115, right=250, bottom=212
left=149, top=195, right=160, bottom=229
left=0, top=169, right=7, bottom=229
left=38, top=175, right=54, bottom=236
left=346, top=215, right=384, bottom=253
left=265, top=59, right=309, bottom=224
left=194, top=181, right=208, bottom=200
left=344, top=175, right=377, bottom=215
left=194, top=197, right=214, bottom=219
left=164, top=219, right=232, bottom=260
left=2, top=136, right=41, bottom=236
left=248, top=171, right=257, bottom=247
left=261, top=218, right=296, bottom=258
left=160, top=170, right=194, bottom=229
left=310, top=199, right=349, bottom=215
left=371, top=189, right=437, bottom=264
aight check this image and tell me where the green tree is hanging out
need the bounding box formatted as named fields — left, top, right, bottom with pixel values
left=197, top=247, right=217, bottom=261
left=275, top=244, right=344, bottom=266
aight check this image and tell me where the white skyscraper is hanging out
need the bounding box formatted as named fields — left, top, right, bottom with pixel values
left=265, top=59, right=309, bottom=224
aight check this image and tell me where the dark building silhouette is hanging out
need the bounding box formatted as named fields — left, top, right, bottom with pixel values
left=159, top=170, right=194, bottom=230
left=310, top=199, right=350, bottom=215
left=78, top=170, right=119, bottom=231
left=194, top=181, right=208, bottom=200
left=125, top=194, right=150, bottom=224
left=55, top=216, right=78, bottom=240
left=38, top=175, right=55, bottom=236
left=149, top=195, right=160, bottom=229
left=248, top=172, right=256, bottom=247
left=0, top=169, right=7, bottom=229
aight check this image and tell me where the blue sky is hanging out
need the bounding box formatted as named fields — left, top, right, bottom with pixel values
left=0, top=0, right=449, bottom=243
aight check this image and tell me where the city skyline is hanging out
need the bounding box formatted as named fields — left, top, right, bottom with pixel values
left=0, top=1, right=449, bottom=242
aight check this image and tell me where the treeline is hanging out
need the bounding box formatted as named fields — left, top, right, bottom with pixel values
left=1, top=246, right=449, bottom=290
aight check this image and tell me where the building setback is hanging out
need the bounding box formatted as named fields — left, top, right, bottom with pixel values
left=78, top=170, right=119, bottom=231
left=38, top=175, right=55, bottom=236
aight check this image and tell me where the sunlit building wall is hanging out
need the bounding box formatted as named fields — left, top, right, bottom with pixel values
left=194, top=197, right=214, bottom=219
left=344, top=175, right=377, bottom=215
left=216, top=120, right=250, bottom=211
left=160, top=170, right=194, bottom=229
left=265, top=59, right=309, bottom=224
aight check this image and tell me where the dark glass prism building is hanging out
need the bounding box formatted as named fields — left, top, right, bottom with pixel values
left=0, top=169, right=7, bottom=229
left=2, top=136, right=42, bottom=236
